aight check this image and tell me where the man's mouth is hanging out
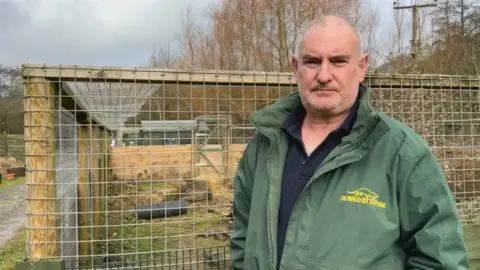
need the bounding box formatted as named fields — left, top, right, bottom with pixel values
left=311, top=88, right=336, bottom=92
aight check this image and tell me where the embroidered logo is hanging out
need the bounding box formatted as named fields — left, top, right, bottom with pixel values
left=340, top=188, right=386, bottom=208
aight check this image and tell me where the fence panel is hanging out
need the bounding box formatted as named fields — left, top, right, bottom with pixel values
left=0, top=133, right=25, bottom=161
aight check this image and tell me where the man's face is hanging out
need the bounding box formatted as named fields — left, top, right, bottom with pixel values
left=292, top=23, right=368, bottom=116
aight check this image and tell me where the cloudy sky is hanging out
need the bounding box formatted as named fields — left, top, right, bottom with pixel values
left=1, top=0, right=408, bottom=68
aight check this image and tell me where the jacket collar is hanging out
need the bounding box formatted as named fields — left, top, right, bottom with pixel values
left=250, top=83, right=379, bottom=147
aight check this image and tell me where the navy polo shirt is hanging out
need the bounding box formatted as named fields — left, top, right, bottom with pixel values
left=276, top=99, right=359, bottom=267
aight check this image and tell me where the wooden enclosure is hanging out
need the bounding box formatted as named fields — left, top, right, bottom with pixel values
left=20, top=64, right=480, bottom=268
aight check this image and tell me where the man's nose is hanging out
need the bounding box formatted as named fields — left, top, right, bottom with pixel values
left=316, top=63, right=332, bottom=83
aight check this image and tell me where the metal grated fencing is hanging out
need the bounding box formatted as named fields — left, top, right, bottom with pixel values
left=21, top=64, right=480, bottom=268
left=62, top=246, right=231, bottom=270
left=56, top=107, right=80, bottom=258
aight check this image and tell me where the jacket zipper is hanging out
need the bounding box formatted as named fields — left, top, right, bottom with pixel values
left=278, top=115, right=378, bottom=269
left=277, top=144, right=359, bottom=268
left=251, top=122, right=278, bottom=270
left=298, top=115, right=378, bottom=199
left=252, top=114, right=377, bottom=270
left=266, top=147, right=276, bottom=270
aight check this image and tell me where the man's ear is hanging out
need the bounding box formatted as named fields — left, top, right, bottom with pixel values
left=292, top=56, right=299, bottom=75
left=358, top=54, right=369, bottom=82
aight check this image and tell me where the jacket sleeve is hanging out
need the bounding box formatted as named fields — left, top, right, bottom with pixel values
left=397, top=144, right=471, bottom=270
left=230, top=136, right=258, bottom=270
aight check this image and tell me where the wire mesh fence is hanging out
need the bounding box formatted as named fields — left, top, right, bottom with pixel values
left=21, top=64, right=480, bottom=268
left=62, top=246, right=231, bottom=269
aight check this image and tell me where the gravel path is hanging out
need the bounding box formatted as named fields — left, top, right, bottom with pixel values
left=0, top=182, right=25, bottom=248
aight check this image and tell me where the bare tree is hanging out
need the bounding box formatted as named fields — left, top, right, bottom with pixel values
left=152, top=0, right=381, bottom=72
left=420, top=0, right=480, bottom=75
left=149, top=44, right=181, bottom=69
left=0, top=66, right=23, bottom=134
left=144, top=0, right=384, bottom=124
left=0, top=65, right=22, bottom=97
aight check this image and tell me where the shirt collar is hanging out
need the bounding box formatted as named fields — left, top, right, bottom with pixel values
left=282, top=96, right=360, bottom=139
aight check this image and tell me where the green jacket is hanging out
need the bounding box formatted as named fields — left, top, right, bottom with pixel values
left=230, top=84, right=470, bottom=270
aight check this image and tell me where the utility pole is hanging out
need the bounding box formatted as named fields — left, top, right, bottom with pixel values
left=393, top=0, right=438, bottom=61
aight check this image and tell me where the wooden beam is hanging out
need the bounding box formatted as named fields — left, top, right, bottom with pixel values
left=90, top=126, right=100, bottom=243
left=105, top=130, right=112, bottom=197
left=102, top=129, right=109, bottom=201
left=22, top=64, right=480, bottom=89
left=98, top=129, right=107, bottom=240
left=23, top=77, right=57, bottom=259
left=101, top=129, right=110, bottom=250
left=77, top=125, right=90, bottom=264
left=433, top=118, right=480, bottom=124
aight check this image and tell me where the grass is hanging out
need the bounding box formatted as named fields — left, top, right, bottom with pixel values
left=0, top=228, right=26, bottom=270
left=104, top=204, right=229, bottom=253
left=0, top=176, right=24, bottom=191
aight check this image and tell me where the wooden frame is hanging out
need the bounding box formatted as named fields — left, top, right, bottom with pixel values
left=23, top=77, right=58, bottom=259
left=22, top=64, right=480, bottom=89
left=22, top=72, right=111, bottom=262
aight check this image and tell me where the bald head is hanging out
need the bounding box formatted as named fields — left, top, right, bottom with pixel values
left=295, top=15, right=362, bottom=59
left=291, top=14, right=369, bottom=120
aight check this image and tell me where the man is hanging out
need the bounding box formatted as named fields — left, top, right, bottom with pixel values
left=230, top=15, right=470, bottom=270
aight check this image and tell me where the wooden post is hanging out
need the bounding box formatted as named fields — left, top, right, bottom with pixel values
left=101, top=129, right=109, bottom=246
left=90, top=126, right=100, bottom=241
left=103, top=129, right=109, bottom=202
left=23, top=77, right=57, bottom=259
left=98, top=128, right=106, bottom=240
left=77, top=125, right=90, bottom=262
left=393, top=1, right=437, bottom=61
left=105, top=131, right=111, bottom=195
left=225, top=127, right=232, bottom=178
left=4, top=130, right=8, bottom=157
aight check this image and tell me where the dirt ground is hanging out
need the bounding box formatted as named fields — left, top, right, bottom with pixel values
left=0, top=181, right=25, bottom=248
